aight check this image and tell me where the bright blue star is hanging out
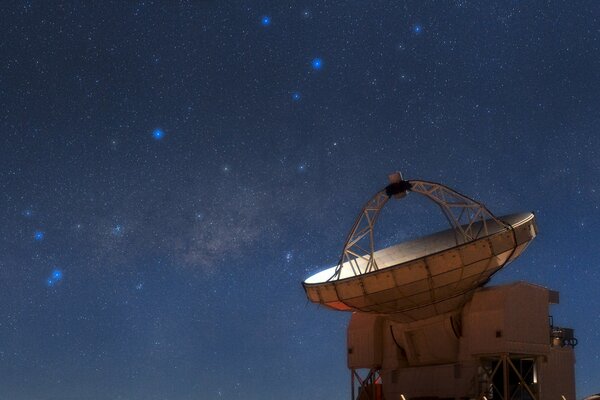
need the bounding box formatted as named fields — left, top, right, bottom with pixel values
left=46, top=268, right=63, bottom=287
left=260, top=15, right=271, bottom=26
left=152, top=128, right=165, bottom=140
left=292, top=92, right=301, bottom=101
left=412, top=24, right=423, bottom=34
left=34, top=230, right=44, bottom=241
left=311, top=58, right=323, bottom=70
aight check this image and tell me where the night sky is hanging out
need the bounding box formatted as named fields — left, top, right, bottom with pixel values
left=1, top=1, right=599, bottom=399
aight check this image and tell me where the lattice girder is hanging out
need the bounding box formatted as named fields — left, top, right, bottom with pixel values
left=330, top=176, right=508, bottom=280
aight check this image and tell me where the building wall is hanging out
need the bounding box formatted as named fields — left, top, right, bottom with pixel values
left=347, top=282, right=577, bottom=400
left=539, top=347, right=576, bottom=400
left=459, top=282, right=550, bottom=358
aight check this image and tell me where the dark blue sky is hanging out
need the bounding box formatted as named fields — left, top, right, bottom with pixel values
left=1, top=1, right=599, bottom=399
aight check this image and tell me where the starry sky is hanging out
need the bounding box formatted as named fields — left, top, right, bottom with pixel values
left=1, top=1, right=599, bottom=399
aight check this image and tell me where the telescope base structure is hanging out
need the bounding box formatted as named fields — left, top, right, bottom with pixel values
left=347, top=282, right=576, bottom=400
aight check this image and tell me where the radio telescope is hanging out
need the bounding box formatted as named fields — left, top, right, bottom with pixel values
left=303, top=172, right=537, bottom=321
left=302, top=172, right=577, bottom=400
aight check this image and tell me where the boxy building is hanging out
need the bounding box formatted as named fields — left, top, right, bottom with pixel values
left=347, top=282, right=576, bottom=400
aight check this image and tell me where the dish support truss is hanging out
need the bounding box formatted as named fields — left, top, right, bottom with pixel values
left=329, top=174, right=510, bottom=281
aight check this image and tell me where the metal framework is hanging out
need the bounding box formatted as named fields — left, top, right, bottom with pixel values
left=331, top=174, right=509, bottom=281
left=477, top=354, right=539, bottom=400
left=351, top=368, right=384, bottom=400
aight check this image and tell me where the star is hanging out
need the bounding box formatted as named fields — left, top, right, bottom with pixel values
left=46, top=268, right=63, bottom=287
left=311, top=58, right=323, bottom=70
left=34, top=230, right=44, bottom=241
left=111, top=224, right=124, bottom=237
left=285, top=251, right=293, bottom=262
left=152, top=128, right=165, bottom=140
left=412, top=24, right=423, bottom=34
left=260, top=15, right=271, bottom=26
left=291, top=92, right=301, bottom=101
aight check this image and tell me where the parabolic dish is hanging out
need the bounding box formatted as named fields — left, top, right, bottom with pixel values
left=302, top=176, right=537, bottom=322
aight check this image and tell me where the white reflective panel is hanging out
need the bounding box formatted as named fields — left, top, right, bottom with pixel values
left=303, top=212, right=536, bottom=317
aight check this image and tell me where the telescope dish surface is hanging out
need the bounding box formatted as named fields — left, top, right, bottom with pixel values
left=302, top=175, right=537, bottom=321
